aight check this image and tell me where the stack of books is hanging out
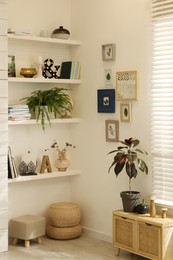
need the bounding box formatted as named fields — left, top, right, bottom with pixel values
left=8, top=104, right=31, bottom=121
left=60, top=61, right=81, bottom=79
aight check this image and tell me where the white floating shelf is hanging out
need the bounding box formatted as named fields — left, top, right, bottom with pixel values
left=8, top=170, right=81, bottom=183
left=8, top=33, right=81, bottom=46
left=8, top=77, right=81, bottom=84
left=8, top=118, right=81, bottom=125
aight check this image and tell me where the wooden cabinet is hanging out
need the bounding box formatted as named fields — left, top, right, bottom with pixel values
left=113, top=210, right=173, bottom=260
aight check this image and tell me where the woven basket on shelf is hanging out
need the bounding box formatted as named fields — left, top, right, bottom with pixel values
left=46, top=224, right=82, bottom=240
left=47, top=202, right=81, bottom=227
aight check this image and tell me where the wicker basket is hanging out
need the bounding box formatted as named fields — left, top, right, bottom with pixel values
left=46, top=224, right=82, bottom=240
left=47, top=202, right=81, bottom=227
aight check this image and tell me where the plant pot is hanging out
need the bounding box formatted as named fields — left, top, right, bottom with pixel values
left=35, top=106, right=56, bottom=120
left=120, top=191, right=141, bottom=212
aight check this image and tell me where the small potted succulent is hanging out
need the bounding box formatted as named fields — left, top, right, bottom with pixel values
left=21, top=87, right=73, bottom=130
left=108, top=137, right=148, bottom=212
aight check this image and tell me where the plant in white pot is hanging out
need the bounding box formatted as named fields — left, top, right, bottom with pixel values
left=108, top=137, right=148, bottom=212
left=21, top=87, right=72, bottom=130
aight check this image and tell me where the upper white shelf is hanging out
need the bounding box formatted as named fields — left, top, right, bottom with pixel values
left=8, top=33, right=81, bottom=46
left=8, top=118, right=81, bottom=125
left=8, top=170, right=81, bottom=183
left=8, top=77, right=81, bottom=84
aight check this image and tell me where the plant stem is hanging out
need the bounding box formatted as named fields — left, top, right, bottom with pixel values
left=129, top=178, right=132, bottom=194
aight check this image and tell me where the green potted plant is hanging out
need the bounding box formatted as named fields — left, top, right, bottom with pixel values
left=21, top=87, right=73, bottom=130
left=108, top=137, right=148, bottom=212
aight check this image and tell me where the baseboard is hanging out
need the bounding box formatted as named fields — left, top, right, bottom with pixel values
left=82, top=226, right=112, bottom=243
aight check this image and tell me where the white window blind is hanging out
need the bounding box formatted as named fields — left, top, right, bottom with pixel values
left=152, top=0, right=173, bottom=205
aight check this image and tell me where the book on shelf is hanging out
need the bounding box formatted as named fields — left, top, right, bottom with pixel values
left=60, top=61, right=81, bottom=79
left=8, top=146, right=18, bottom=179
left=8, top=104, right=31, bottom=121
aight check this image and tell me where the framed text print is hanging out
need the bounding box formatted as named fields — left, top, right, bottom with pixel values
left=116, top=70, right=138, bottom=100
left=97, top=89, right=115, bottom=113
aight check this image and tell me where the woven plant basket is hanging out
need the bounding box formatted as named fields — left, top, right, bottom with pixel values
left=46, top=224, right=82, bottom=240
left=47, top=202, right=81, bottom=227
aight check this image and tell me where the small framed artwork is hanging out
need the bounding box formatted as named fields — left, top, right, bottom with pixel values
left=105, top=120, right=119, bottom=142
left=97, top=89, right=115, bottom=113
left=8, top=55, right=16, bottom=77
left=116, top=70, right=138, bottom=100
left=120, top=103, right=131, bottom=122
left=104, top=68, right=114, bottom=85
left=102, top=44, right=115, bottom=61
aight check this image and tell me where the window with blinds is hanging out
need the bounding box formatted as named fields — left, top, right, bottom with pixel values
left=151, top=0, right=173, bottom=205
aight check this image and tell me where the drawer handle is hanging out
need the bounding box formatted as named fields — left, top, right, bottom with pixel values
left=146, top=223, right=152, bottom=226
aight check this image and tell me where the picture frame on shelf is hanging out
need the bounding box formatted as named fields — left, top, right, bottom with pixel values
left=104, top=68, right=114, bottom=85
left=8, top=55, right=16, bottom=77
left=102, top=43, right=115, bottom=61
left=105, top=120, right=119, bottom=142
left=116, top=70, right=138, bottom=100
left=97, top=89, right=115, bottom=113
left=120, top=103, right=131, bottom=122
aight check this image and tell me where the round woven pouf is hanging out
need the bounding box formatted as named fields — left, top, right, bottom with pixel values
left=47, top=202, right=81, bottom=227
left=46, top=224, right=82, bottom=240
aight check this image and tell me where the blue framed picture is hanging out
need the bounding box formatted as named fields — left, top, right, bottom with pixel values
left=97, top=89, right=115, bottom=113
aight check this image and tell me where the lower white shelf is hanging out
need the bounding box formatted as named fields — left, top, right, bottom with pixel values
left=8, top=170, right=81, bottom=183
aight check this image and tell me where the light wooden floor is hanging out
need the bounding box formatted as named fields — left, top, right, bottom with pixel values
left=1, top=233, right=149, bottom=260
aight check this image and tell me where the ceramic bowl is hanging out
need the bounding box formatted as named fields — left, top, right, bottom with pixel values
left=20, top=68, right=37, bottom=78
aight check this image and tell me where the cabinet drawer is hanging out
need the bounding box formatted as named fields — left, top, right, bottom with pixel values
left=0, top=80, right=8, bottom=97
left=0, top=3, right=7, bottom=20
left=0, top=228, right=8, bottom=252
left=137, top=222, right=161, bottom=259
left=0, top=20, right=7, bottom=36
left=113, top=215, right=135, bottom=251
left=0, top=51, right=7, bottom=70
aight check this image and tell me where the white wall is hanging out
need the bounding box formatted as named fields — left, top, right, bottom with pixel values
left=71, top=0, right=152, bottom=241
left=8, top=0, right=152, bottom=242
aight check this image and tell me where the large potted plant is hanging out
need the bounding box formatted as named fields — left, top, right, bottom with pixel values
left=108, top=137, right=148, bottom=212
left=21, top=87, right=72, bottom=130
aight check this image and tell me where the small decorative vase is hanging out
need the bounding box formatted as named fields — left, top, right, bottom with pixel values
left=51, top=26, right=70, bottom=40
left=55, top=151, right=70, bottom=171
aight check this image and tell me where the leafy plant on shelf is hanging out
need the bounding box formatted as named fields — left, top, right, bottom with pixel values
left=108, top=137, right=148, bottom=193
left=21, top=87, right=73, bottom=130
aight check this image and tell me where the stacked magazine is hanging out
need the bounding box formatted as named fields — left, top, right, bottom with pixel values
left=8, top=105, right=31, bottom=121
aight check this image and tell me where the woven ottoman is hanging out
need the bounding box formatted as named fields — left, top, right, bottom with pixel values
left=46, top=202, right=82, bottom=240
left=10, top=215, right=46, bottom=248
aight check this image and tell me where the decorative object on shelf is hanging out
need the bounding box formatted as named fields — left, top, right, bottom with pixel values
left=105, top=120, right=119, bottom=142
left=108, top=137, right=148, bottom=212
left=51, top=141, right=75, bottom=172
left=20, top=68, right=37, bottom=78
left=161, top=208, right=168, bottom=219
left=40, top=29, right=49, bottom=38
left=104, top=68, right=114, bottom=85
left=35, top=56, right=44, bottom=78
left=149, top=195, right=156, bottom=217
left=120, top=103, right=131, bottom=122
left=135, top=198, right=149, bottom=214
left=97, top=89, right=115, bottom=113
left=51, top=26, right=70, bottom=40
left=8, top=55, right=16, bottom=77
left=102, top=43, right=115, bottom=61
left=18, top=151, right=37, bottom=176
left=40, top=155, right=52, bottom=173
left=21, top=87, right=73, bottom=130
left=116, top=70, right=138, bottom=100
left=42, top=58, right=60, bottom=79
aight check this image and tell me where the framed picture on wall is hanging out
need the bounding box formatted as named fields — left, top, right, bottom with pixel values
left=102, top=44, right=115, bottom=61
left=116, top=70, right=138, bottom=100
left=104, top=68, right=114, bottom=85
left=97, top=89, right=115, bottom=113
left=120, top=103, right=131, bottom=122
left=8, top=55, right=16, bottom=77
left=105, top=120, right=119, bottom=142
